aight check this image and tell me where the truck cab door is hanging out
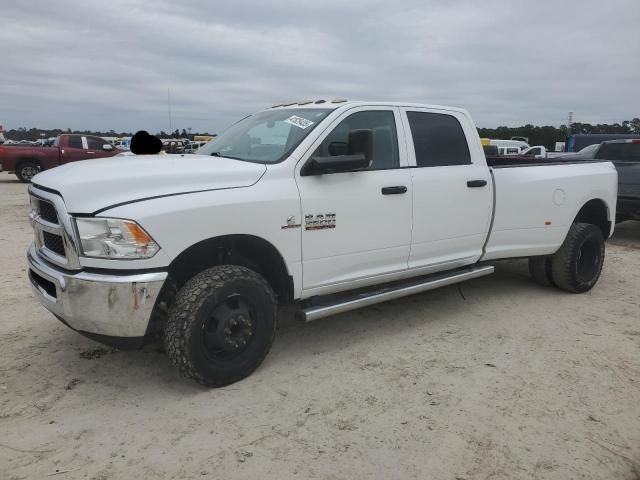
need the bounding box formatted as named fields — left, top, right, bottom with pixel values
left=400, top=108, right=492, bottom=272
left=60, top=136, right=90, bottom=164
left=86, top=136, right=115, bottom=158
left=296, top=107, right=412, bottom=297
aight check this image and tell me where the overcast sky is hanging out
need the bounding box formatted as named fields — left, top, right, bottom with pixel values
left=2, top=0, right=639, bottom=133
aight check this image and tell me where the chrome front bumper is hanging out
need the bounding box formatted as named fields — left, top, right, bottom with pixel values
left=27, top=245, right=167, bottom=338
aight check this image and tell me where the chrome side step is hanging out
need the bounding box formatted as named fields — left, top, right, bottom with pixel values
left=300, top=265, right=494, bottom=322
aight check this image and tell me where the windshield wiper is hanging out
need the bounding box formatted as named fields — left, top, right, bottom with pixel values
left=209, top=151, right=247, bottom=161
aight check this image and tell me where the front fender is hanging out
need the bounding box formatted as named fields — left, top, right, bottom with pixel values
left=84, top=171, right=303, bottom=298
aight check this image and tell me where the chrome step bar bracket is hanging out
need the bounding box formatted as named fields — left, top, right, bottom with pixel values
left=300, top=265, right=494, bottom=322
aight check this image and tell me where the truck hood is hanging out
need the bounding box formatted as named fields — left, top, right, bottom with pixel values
left=32, top=154, right=267, bottom=214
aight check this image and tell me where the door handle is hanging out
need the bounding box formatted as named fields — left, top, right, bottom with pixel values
left=467, top=180, right=487, bottom=188
left=381, top=186, right=407, bottom=195
left=86, top=151, right=95, bottom=154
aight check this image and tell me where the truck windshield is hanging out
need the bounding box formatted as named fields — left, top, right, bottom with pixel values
left=199, top=108, right=333, bottom=163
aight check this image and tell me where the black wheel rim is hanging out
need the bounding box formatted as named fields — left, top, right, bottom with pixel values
left=201, top=294, right=256, bottom=360
left=22, top=165, right=38, bottom=180
left=576, top=236, right=601, bottom=283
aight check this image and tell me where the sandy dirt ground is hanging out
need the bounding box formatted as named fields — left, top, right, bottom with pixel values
left=1, top=171, right=639, bottom=480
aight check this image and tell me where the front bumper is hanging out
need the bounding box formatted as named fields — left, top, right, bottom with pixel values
left=27, top=244, right=167, bottom=339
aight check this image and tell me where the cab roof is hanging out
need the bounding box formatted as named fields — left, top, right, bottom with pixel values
left=267, top=99, right=470, bottom=115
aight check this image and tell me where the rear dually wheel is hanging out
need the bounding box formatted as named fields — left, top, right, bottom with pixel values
left=550, top=222, right=605, bottom=293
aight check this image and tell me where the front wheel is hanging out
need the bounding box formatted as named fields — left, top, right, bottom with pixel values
left=551, top=223, right=605, bottom=293
left=165, top=265, right=277, bottom=387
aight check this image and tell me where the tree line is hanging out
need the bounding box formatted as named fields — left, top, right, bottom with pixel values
left=2, top=127, right=215, bottom=142
left=4, top=118, right=640, bottom=149
left=478, top=118, right=639, bottom=148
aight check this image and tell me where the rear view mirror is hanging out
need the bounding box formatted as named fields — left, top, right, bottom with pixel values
left=328, top=141, right=348, bottom=156
left=103, top=144, right=113, bottom=151
left=347, top=129, right=373, bottom=161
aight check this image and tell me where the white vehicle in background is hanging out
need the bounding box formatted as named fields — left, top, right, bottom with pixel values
left=184, top=141, right=208, bottom=154
left=521, top=146, right=546, bottom=158
left=490, top=139, right=530, bottom=152
left=498, top=146, right=522, bottom=155
left=520, top=146, right=567, bottom=159
left=114, top=138, right=131, bottom=150
left=26, top=100, right=617, bottom=387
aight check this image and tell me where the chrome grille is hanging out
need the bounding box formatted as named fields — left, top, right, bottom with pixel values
left=29, top=186, right=81, bottom=270
left=37, top=199, right=58, bottom=224
left=43, top=231, right=65, bottom=256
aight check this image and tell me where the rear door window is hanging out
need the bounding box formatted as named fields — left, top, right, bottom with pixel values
left=406, top=112, right=471, bottom=167
left=596, top=143, right=630, bottom=160
left=608, top=143, right=640, bottom=162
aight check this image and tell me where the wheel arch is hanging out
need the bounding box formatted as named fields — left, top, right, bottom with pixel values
left=16, top=157, right=42, bottom=169
left=166, top=234, right=294, bottom=304
left=572, top=198, right=611, bottom=239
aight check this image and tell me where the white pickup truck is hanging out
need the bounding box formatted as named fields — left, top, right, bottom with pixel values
left=27, top=100, right=618, bottom=386
left=520, top=145, right=567, bottom=159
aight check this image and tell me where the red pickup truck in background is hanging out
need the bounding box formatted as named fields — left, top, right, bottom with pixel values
left=0, top=134, right=121, bottom=182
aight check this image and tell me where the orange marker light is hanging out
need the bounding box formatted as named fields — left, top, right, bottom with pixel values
left=124, top=222, right=153, bottom=244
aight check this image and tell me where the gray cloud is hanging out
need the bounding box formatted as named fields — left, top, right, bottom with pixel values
left=1, top=0, right=639, bottom=133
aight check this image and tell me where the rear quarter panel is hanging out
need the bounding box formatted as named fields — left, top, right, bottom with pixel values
left=483, top=161, right=617, bottom=260
left=0, top=146, right=20, bottom=170
left=0, top=146, right=58, bottom=171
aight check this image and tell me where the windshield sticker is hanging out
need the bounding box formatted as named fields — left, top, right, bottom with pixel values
left=284, top=115, right=314, bottom=129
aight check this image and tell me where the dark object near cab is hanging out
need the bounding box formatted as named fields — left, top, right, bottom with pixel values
left=566, top=133, right=640, bottom=152
left=570, top=139, right=640, bottom=222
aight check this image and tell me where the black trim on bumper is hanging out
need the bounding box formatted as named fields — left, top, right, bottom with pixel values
left=54, top=314, right=146, bottom=350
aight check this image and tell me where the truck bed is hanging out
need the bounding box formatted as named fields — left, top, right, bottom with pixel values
left=482, top=160, right=617, bottom=261
left=485, top=155, right=605, bottom=168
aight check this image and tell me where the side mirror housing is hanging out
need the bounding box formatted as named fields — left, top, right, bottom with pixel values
left=301, top=128, right=373, bottom=176
left=103, top=144, right=114, bottom=151
left=301, top=153, right=370, bottom=176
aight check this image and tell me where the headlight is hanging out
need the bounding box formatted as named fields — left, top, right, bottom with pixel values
left=75, top=218, right=160, bottom=259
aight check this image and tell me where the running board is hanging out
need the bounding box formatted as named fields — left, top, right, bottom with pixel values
left=300, top=265, right=494, bottom=322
